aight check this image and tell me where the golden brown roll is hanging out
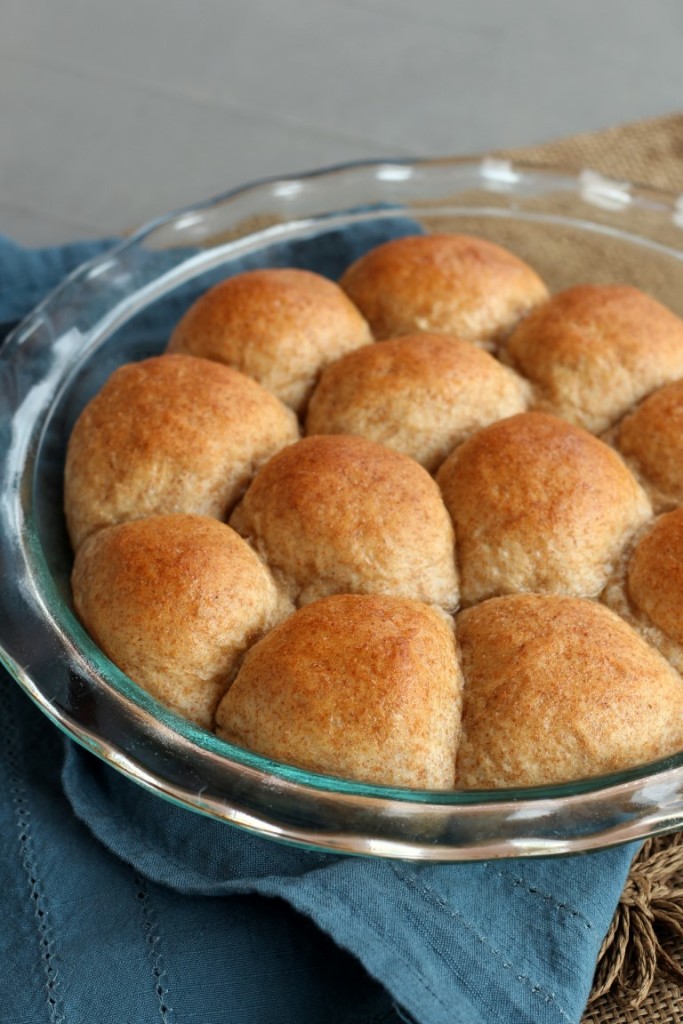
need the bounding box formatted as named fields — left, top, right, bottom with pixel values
left=504, top=285, right=683, bottom=433
left=603, top=509, right=683, bottom=675
left=305, top=333, right=530, bottom=472
left=64, top=353, right=299, bottom=551
left=615, top=380, right=683, bottom=510
left=167, top=268, right=372, bottom=413
left=230, top=434, right=459, bottom=610
left=436, top=412, right=651, bottom=604
left=455, top=594, right=683, bottom=788
left=72, top=515, right=294, bottom=730
left=215, top=594, right=462, bottom=788
left=338, top=233, right=548, bottom=347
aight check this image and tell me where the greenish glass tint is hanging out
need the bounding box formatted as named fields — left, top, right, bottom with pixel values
left=3, top=158, right=683, bottom=860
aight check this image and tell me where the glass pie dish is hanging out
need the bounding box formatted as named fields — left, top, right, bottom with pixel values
left=2, top=157, right=683, bottom=862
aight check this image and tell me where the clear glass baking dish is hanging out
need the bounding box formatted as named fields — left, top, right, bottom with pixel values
left=2, top=157, right=683, bottom=862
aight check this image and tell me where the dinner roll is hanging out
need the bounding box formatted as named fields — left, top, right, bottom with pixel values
left=603, top=509, right=683, bottom=675
left=72, top=515, right=294, bottom=730
left=167, top=268, right=372, bottom=413
left=615, top=380, right=683, bottom=510
left=436, top=412, right=651, bottom=604
left=339, top=233, right=548, bottom=347
left=305, top=333, right=530, bottom=471
left=215, top=594, right=462, bottom=788
left=504, top=285, right=683, bottom=433
left=64, top=353, right=299, bottom=551
left=230, top=434, right=459, bottom=610
left=455, top=594, right=683, bottom=788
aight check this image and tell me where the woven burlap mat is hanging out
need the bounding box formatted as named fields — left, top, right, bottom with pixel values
left=499, top=112, right=683, bottom=192
left=501, top=112, right=683, bottom=1024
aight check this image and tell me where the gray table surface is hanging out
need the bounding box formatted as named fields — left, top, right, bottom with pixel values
left=3, top=0, right=683, bottom=246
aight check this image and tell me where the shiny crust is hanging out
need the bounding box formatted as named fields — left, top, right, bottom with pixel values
left=305, top=332, right=530, bottom=471
left=64, top=353, right=299, bottom=550
left=167, top=268, right=372, bottom=413
left=72, top=515, right=294, bottom=730
left=230, top=434, right=459, bottom=610
left=504, top=285, right=683, bottom=433
left=339, top=233, right=548, bottom=346
left=456, top=595, right=683, bottom=788
left=215, top=594, right=462, bottom=788
left=436, top=412, right=651, bottom=604
left=616, top=380, right=683, bottom=510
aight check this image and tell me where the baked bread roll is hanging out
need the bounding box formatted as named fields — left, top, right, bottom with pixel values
left=436, top=412, right=651, bottom=604
left=64, top=353, right=299, bottom=550
left=230, top=434, right=459, bottom=610
left=604, top=509, right=683, bottom=675
left=615, top=379, right=683, bottom=510
left=305, top=332, right=530, bottom=472
left=72, top=515, right=294, bottom=730
left=504, top=285, right=683, bottom=433
left=167, top=268, right=372, bottom=414
left=339, top=233, right=548, bottom=347
left=215, top=594, right=462, bottom=788
left=456, top=594, right=683, bottom=788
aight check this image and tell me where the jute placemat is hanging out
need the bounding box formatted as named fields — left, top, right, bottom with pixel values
left=499, top=112, right=683, bottom=192
left=502, top=111, right=683, bottom=1024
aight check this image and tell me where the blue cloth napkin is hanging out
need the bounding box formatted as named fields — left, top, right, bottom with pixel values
left=0, top=230, right=637, bottom=1024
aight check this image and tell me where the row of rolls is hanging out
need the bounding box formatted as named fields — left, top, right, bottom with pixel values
left=65, top=232, right=683, bottom=790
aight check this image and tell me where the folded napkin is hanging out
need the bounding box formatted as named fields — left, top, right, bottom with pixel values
left=0, top=230, right=637, bottom=1024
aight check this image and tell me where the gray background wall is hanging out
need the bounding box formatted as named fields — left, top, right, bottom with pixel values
left=3, top=0, right=683, bottom=245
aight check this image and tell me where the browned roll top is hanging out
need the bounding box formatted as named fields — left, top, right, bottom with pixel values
left=168, top=267, right=372, bottom=413
left=615, top=379, right=683, bottom=510
left=306, top=332, right=529, bottom=472
left=436, top=411, right=651, bottom=604
left=339, top=233, right=548, bottom=346
left=64, top=353, right=299, bottom=551
left=230, top=433, right=459, bottom=610
left=455, top=594, right=683, bottom=788
left=216, top=594, right=462, bottom=789
left=72, top=515, right=293, bottom=730
left=504, top=284, right=683, bottom=433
